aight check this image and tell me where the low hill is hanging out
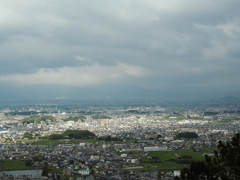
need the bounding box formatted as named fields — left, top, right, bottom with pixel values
left=221, top=96, right=239, bottom=100
left=47, top=130, right=96, bottom=140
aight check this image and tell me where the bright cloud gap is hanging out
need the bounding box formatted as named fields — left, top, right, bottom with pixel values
left=0, top=62, right=152, bottom=86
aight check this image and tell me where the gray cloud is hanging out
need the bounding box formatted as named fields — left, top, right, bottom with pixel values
left=0, top=0, right=240, bottom=93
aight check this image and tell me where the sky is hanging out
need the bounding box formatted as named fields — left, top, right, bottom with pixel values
left=0, top=0, right=240, bottom=97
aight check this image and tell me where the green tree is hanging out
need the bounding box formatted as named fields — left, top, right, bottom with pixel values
left=157, top=134, right=162, bottom=138
left=33, top=156, right=39, bottom=162
left=105, top=136, right=112, bottom=141
left=23, top=132, right=33, bottom=139
left=175, top=133, right=240, bottom=180
left=69, top=159, right=74, bottom=164
left=42, top=166, right=49, bottom=176
left=25, top=160, right=32, bottom=166
left=176, top=132, right=198, bottom=139
left=49, top=134, right=63, bottom=140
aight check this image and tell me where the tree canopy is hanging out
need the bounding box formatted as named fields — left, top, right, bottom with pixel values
left=23, top=132, right=33, bottom=139
left=91, top=115, right=110, bottom=119
left=175, top=133, right=240, bottom=180
left=48, top=130, right=96, bottom=140
left=22, top=116, right=56, bottom=124
left=42, top=166, right=49, bottom=176
left=63, top=130, right=96, bottom=139
left=176, top=132, right=198, bottom=139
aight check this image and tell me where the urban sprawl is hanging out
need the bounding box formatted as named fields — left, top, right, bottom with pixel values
left=0, top=102, right=239, bottom=180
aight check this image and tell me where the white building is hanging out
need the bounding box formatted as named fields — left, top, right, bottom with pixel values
left=121, top=154, right=127, bottom=158
left=144, top=146, right=167, bottom=152
left=79, top=168, right=90, bottom=175
left=174, top=170, right=181, bottom=177
left=164, top=136, right=174, bottom=141
left=131, top=159, right=137, bottom=163
left=90, top=155, right=99, bottom=160
left=67, top=121, right=74, bottom=126
left=79, top=142, right=85, bottom=146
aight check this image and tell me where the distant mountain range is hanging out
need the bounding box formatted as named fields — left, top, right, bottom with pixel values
left=0, top=83, right=239, bottom=101
left=220, top=96, right=239, bottom=100
left=0, top=84, right=178, bottom=100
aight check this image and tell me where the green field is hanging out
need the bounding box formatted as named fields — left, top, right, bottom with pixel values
left=31, top=139, right=102, bottom=145
left=137, top=147, right=217, bottom=171
left=0, top=160, right=35, bottom=170
left=32, top=140, right=63, bottom=145
left=144, top=148, right=216, bottom=161
left=16, top=139, right=35, bottom=142
left=212, top=120, right=233, bottom=124
left=127, top=162, right=186, bottom=172
left=165, top=118, right=184, bottom=121
left=189, top=117, right=202, bottom=120
left=31, top=138, right=131, bottom=145
left=48, top=166, right=63, bottom=174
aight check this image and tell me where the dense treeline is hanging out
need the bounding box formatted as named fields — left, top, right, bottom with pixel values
left=175, top=133, right=240, bottom=180
left=5, top=111, right=47, bottom=116
left=91, top=115, right=110, bottom=119
left=49, top=134, right=64, bottom=140
left=126, top=110, right=139, bottom=113
left=22, top=116, right=56, bottom=124
left=166, top=158, right=192, bottom=164
left=23, top=132, right=33, bottom=139
left=176, top=159, right=192, bottom=164
left=178, top=155, right=192, bottom=159
left=63, top=130, right=96, bottom=139
left=204, top=112, right=218, bottom=115
left=63, top=116, right=86, bottom=122
left=42, top=130, right=97, bottom=140
left=77, top=111, right=92, bottom=115
left=176, top=132, right=198, bottom=139
left=126, top=110, right=150, bottom=114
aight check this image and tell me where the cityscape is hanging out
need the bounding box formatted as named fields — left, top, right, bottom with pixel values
left=0, top=98, right=239, bottom=179
left=0, top=0, right=240, bottom=179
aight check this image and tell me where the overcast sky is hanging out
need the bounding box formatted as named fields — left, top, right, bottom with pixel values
left=0, top=0, right=240, bottom=94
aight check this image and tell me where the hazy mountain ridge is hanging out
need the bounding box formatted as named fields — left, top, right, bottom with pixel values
left=0, top=83, right=239, bottom=101
left=221, top=96, right=239, bottom=100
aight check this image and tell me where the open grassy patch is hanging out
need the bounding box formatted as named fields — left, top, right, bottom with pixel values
left=140, top=147, right=217, bottom=171
left=212, top=119, right=234, bottom=124
left=147, top=151, right=177, bottom=161
left=32, top=139, right=102, bottom=145
left=16, top=139, right=35, bottom=142
left=165, top=118, right=183, bottom=121
left=48, top=166, right=64, bottom=174
left=32, top=140, right=62, bottom=145
left=128, top=162, right=186, bottom=172
left=0, top=160, right=34, bottom=170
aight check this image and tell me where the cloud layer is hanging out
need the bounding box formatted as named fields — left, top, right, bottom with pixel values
left=0, top=62, right=151, bottom=86
left=0, top=0, right=240, bottom=92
